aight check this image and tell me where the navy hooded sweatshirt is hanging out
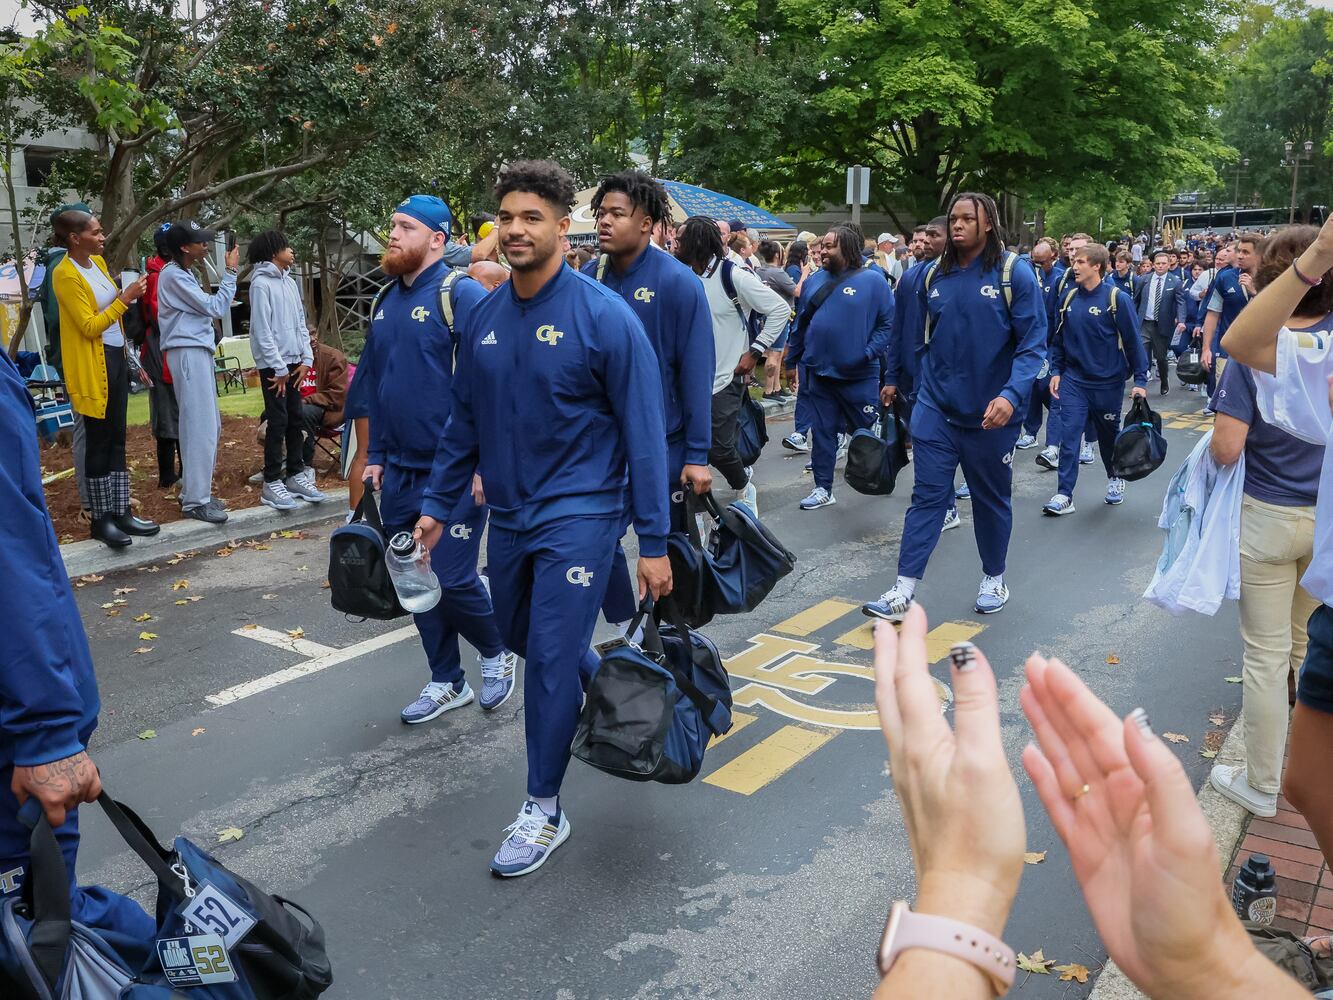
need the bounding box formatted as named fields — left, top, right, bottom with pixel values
left=422, top=264, right=670, bottom=557
left=914, top=252, right=1047, bottom=427
left=0, top=351, right=99, bottom=771
left=582, top=245, right=715, bottom=465
left=1049, top=280, right=1149, bottom=388
left=358, top=260, right=487, bottom=470
left=787, top=266, right=895, bottom=380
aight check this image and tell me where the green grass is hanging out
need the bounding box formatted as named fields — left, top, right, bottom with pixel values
left=125, top=387, right=265, bottom=426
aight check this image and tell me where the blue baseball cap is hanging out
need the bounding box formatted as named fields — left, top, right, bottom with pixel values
left=394, top=195, right=452, bottom=235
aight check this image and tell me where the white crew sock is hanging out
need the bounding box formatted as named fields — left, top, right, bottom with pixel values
left=895, top=576, right=918, bottom=599
left=531, top=795, right=559, bottom=818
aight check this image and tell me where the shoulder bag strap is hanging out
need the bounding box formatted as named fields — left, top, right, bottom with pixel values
left=792, top=268, right=858, bottom=343
left=921, top=260, right=942, bottom=344
left=16, top=801, right=71, bottom=992
left=96, top=793, right=187, bottom=899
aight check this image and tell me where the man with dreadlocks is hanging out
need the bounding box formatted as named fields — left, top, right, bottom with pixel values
left=863, top=192, right=1046, bottom=620
left=674, top=215, right=788, bottom=515
left=786, top=224, right=895, bottom=509
left=583, top=170, right=715, bottom=633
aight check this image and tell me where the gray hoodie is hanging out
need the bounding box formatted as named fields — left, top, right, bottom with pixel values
left=158, top=262, right=237, bottom=352
left=248, top=261, right=312, bottom=376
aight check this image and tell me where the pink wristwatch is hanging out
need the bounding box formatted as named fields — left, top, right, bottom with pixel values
left=877, top=900, right=1016, bottom=994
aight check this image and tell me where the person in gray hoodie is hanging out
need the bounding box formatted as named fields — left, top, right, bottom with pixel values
left=158, top=221, right=238, bottom=523
left=247, top=230, right=325, bottom=509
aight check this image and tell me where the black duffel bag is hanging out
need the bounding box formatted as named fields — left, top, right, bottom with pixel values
left=327, top=482, right=406, bottom=620
left=736, top=394, right=768, bottom=467
left=1112, top=396, right=1168, bottom=481
left=844, top=400, right=910, bottom=495
left=572, top=597, right=733, bottom=784
left=1176, top=336, right=1208, bottom=385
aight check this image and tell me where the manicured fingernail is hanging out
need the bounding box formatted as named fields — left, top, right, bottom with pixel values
left=950, top=641, right=977, bottom=671
left=1129, top=707, right=1152, bottom=736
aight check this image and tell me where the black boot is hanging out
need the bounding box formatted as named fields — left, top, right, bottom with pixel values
left=91, top=513, right=132, bottom=548
left=111, top=470, right=160, bottom=536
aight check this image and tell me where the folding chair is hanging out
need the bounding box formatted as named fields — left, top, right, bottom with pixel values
left=214, top=353, right=246, bottom=394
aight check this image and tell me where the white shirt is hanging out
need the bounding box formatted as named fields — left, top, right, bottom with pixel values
left=72, top=258, right=125, bottom=347
left=1144, top=274, right=1165, bottom=321
left=698, top=256, right=789, bottom=393
left=1253, top=324, right=1333, bottom=605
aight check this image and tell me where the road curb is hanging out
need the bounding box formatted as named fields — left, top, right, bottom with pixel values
left=758, top=395, right=796, bottom=420
left=1087, top=709, right=1250, bottom=999
left=61, top=487, right=350, bottom=580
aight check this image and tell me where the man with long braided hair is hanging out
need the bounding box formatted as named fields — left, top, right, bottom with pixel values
left=863, top=192, right=1046, bottom=620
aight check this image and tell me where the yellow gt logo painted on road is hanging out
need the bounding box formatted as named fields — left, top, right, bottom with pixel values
left=536, top=324, right=564, bottom=345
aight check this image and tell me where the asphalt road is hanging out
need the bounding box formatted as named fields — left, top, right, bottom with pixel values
left=68, top=387, right=1240, bottom=1000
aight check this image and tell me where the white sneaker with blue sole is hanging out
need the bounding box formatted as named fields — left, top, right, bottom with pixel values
left=1104, top=477, right=1126, bottom=505
left=940, top=507, right=960, bottom=532
left=800, top=487, right=836, bottom=510
left=479, top=652, right=518, bottom=711
left=401, top=680, right=474, bottom=724
left=1042, top=494, right=1075, bottom=516
left=975, top=577, right=1009, bottom=614
left=491, top=800, right=571, bottom=877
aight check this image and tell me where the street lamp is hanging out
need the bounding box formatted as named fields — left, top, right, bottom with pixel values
left=1283, top=139, right=1315, bottom=225
left=1231, top=157, right=1249, bottom=230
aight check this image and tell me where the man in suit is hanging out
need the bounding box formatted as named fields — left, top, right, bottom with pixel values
left=1133, top=248, right=1188, bottom=396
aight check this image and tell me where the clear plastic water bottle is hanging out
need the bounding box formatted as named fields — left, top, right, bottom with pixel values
left=385, top=532, right=441, bottom=613
left=1231, top=853, right=1278, bottom=925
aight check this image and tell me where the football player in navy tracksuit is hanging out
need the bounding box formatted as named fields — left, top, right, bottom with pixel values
left=786, top=224, right=895, bottom=510
left=1041, top=243, right=1149, bottom=516
left=1017, top=240, right=1064, bottom=456
left=882, top=216, right=964, bottom=532
left=581, top=171, right=714, bottom=632
left=862, top=192, right=1046, bottom=621
left=418, top=161, right=671, bottom=878
left=0, top=351, right=155, bottom=956
left=357, top=195, right=516, bottom=724
left=1201, top=233, right=1261, bottom=395
left=1035, top=236, right=1099, bottom=471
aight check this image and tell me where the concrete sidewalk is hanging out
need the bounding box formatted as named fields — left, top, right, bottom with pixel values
left=62, top=487, right=349, bottom=580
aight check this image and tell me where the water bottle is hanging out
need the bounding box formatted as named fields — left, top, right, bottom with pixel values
left=385, top=532, right=441, bottom=613
left=1231, top=853, right=1278, bottom=925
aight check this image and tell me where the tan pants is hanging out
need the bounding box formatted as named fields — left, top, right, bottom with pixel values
left=1239, top=496, right=1318, bottom=792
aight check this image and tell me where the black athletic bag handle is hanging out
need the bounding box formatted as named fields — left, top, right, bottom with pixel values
left=15, top=800, right=71, bottom=993
left=648, top=595, right=727, bottom=734
left=351, top=478, right=387, bottom=535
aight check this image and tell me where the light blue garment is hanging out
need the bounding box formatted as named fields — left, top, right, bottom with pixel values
left=157, top=262, right=236, bottom=351
left=247, top=261, right=312, bottom=375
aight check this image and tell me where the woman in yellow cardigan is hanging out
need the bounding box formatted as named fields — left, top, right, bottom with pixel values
left=51, top=209, right=159, bottom=547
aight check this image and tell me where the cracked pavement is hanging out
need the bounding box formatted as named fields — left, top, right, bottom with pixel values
left=69, top=396, right=1241, bottom=999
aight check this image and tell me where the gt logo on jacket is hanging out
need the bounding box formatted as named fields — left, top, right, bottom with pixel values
left=633, top=287, right=655, bottom=303
left=536, top=324, right=565, bottom=345
left=411, top=305, right=431, bottom=323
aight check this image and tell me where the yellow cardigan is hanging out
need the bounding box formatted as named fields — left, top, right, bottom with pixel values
left=52, top=254, right=129, bottom=420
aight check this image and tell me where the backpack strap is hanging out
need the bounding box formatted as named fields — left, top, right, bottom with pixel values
left=438, top=268, right=461, bottom=334
left=1055, top=287, right=1078, bottom=337
left=595, top=253, right=610, bottom=283
left=922, top=259, right=942, bottom=344
left=719, top=259, right=754, bottom=335
left=1001, top=251, right=1017, bottom=311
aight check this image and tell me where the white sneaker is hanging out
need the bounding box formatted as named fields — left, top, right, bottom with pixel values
left=1015, top=433, right=1038, bottom=450
left=836, top=434, right=849, bottom=463
left=1105, top=477, right=1126, bottom=505
left=1035, top=446, right=1059, bottom=470
left=490, top=800, right=571, bottom=877
left=1042, top=493, right=1075, bottom=516
left=400, top=680, right=475, bottom=724
left=862, top=584, right=914, bottom=622
left=261, top=479, right=299, bottom=511
left=940, top=507, right=960, bottom=532
left=1210, top=764, right=1277, bottom=818
left=1079, top=442, right=1095, bottom=465
left=800, top=487, right=836, bottom=510
left=974, top=576, right=1009, bottom=614
left=737, top=481, right=758, bottom=517
left=285, top=471, right=327, bottom=503
left=782, top=431, right=810, bottom=453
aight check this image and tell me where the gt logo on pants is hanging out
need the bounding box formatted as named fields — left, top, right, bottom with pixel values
left=862, top=404, right=877, bottom=415
left=411, top=306, right=431, bottom=323
left=450, top=524, right=472, bottom=539
left=0, top=866, right=24, bottom=894
left=536, top=324, right=565, bottom=345
left=566, top=566, right=594, bottom=587
left=1002, top=449, right=1015, bottom=465
left=633, top=287, right=655, bottom=303
left=671, top=489, right=685, bottom=504
left=1103, top=412, right=1117, bottom=422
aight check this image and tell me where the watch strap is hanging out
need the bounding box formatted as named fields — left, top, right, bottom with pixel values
left=878, top=901, right=1015, bottom=993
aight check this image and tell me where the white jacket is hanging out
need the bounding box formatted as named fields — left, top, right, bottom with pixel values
left=1143, top=430, right=1243, bottom=616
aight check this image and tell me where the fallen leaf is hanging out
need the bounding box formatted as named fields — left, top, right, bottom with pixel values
left=1162, top=732, right=1190, bottom=744
left=172, top=579, right=189, bottom=591
left=138, top=631, right=159, bottom=640
left=250, top=543, right=272, bottom=551
left=1200, top=749, right=1218, bottom=759
left=1055, top=962, right=1090, bottom=984
left=321, top=579, right=331, bottom=589
left=296, top=565, right=308, bottom=572
left=1209, top=711, right=1225, bottom=726
left=144, top=566, right=160, bottom=573
left=100, top=601, right=117, bottom=609
left=1105, top=654, right=1120, bottom=665
left=166, top=557, right=182, bottom=565
left=227, top=540, right=241, bottom=549
left=133, top=646, right=153, bottom=654
left=114, top=598, right=127, bottom=605
left=113, top=587, right=136, bottom=596
left=241, top=623, right=259, bottom=631
left=215, top=548, right=233, bottom=557
left=287, top=627, right=305, bottom=639
left=1225, top=676, right=1242, bottom=683
left=1203, top=730, right=1226, bottom=753
left=262, top=593, right=278, bottom=600
left=216, top=827, right=244, bottom=844
left=191, top=727, right=206, bottom=736
left=134, top=613, right=153, bottom=622
left=1016, top=950, right=1054, bottom=975
left=175, top=595, right=203, bottom=605
left=278, top=529, right=306, bottom=539
left=106, top=609, right=122, bottom=618
left=78, top=573, right=104, bottom=584
left=1024, top=851, right=1047, bottom=864
left=137, top=729, right=156, bottom=740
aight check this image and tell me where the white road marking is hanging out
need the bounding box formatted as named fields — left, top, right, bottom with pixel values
left=208, top=625, right=418, bottom=706
left=231, top=625, right=336, bottom=658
